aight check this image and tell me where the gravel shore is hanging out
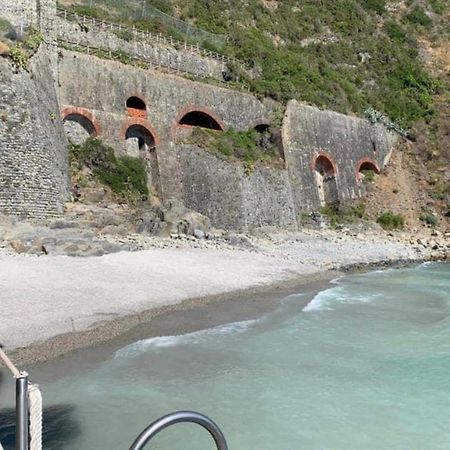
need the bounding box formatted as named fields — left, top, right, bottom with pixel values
left=0, top=228, right=447, bottom=365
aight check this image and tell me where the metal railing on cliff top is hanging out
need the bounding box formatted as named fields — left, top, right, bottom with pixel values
left=58, top=38, right=231, bottom=83
left=56, top=8, right=234, bottom=65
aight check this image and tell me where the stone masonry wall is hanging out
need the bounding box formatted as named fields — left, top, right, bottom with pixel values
left=57, top=51, right=297, bottom=230
left=283, top=100, right=397, bottom=214
left=58, top=50, right=269, bottom=202
left=58, top=52, right=398, bottom=229
left=2, top=0, right=56, bottom=38
left=0, top=48, right=71, bottom=219
left=56, top=15, right=226, bottom=81
left=1, top=0, right=37, bottom=29
left=1, top=1, right=399, bottom=225
left=178, top=145, right=297, bottom=230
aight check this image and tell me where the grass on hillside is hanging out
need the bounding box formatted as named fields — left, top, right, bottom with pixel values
left=60, top=0, right=448, bottom=131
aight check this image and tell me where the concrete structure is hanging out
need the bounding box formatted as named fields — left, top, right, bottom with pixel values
left=0, top=0, right=398, bottom=228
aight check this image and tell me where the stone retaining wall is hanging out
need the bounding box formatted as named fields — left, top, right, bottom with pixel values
left=283, top=100, right=397, bottom=214
left=0, top=48, right=71, bottom=219
left=177, top=145, right=297, bottom=230
left=0, top=1, right=399, bottom=226
left=56, top=15, right=226, bottom=81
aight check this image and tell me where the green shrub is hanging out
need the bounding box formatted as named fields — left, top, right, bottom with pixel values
left=187, top=127, right=279, bottom=164
left=8, top=46, right=28, bottom=69
left=4, top=27, right=43, bottom=69
left=0, top=18, right=14, bottom=41
left=95, top=156, right=149, bottom=199
left=429, top=0, right=447, bottom=14
left=320, top=202, right=366, bottom=226
left=24, top=27, right=43, bottom=51
left=149, top=0, right=174, bottom=15
left=361, top=169, right=376, bottom=182
left=70, top=138, right=116, bottom=170
left=420, top=213, right=438, bottom=226
left=68, top=5, right=108, bottom=20
left=406, top=7, right=433, bottom=29
left=112, top=28, right=134, bottom=42
left=347, top=202, right=366, bottom=219
left=59, top=0, right=443, bottom=129
left=362, top=0, right=386, bottom=15
left=319, top=205, right=340, bottom=226
left=377, top=211, right=404, bottom=230
left=70, top=138, right=148, bottom=201
left=384, top=21, right=407, bottom=42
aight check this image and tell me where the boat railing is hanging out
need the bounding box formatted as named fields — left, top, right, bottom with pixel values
left=0, top=346, right=227, bottom=450
left=128, top=410, right=228, bottom=450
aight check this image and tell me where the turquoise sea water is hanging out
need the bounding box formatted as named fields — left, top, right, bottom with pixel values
left=2, top=262, right=450, bottom=449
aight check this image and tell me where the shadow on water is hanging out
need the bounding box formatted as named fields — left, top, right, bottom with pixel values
left=0, top=404, right=81, bottom=450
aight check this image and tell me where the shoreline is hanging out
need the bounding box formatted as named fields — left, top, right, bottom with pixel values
left=1, top=230, right=445, bottom=367
left=8, top=257, right=436, bottom=368
left=9, top=269, right=339, bottom=367
left=23, top=270, right=338, bottom=373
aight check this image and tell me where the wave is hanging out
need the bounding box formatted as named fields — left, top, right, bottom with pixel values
left=114, top=318, right=259, bottom=359
left=302, top=285, right=382, bottom=312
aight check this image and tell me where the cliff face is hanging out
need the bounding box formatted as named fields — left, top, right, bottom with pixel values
left=0, top=46, right=71, bottom=219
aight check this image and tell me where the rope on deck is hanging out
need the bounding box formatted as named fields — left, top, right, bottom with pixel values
left=0, top=347, right=43, bottom=450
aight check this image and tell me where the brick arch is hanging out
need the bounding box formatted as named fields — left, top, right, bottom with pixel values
left=119, top=117, right=160, bottom=146
left=61, top=106, right=102, bottom=137
left=125, top=93, right=148, bottom=119
left=311, top=150, right=338, bottom=175
left=171, top=105, right=226, bottom=140
left=355, top=157, right=380, bottom=183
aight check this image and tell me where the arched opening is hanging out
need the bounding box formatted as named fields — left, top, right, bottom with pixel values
left=314, top=154, right=339, bottom=207
left=357, top=159, right=380, bottom=183
left=63, top=114, right=96, bottom=145
left=253, top=123, right=285, bottom=161
left=315, top=155, right=335, bottom=177
left=179, top=111, right=223, bottom=130
left=125, top=125, right=161, bottom=197
left=126, top=96, right=147, bottom=118
left=254, top=123, right=270, bottom=133
left=126, top=125, right=154, bottom=150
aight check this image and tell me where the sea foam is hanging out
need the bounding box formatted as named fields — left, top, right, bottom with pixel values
left=303, top=284, right=382, bottom=312
left=115, top=318, right=259, bottom=359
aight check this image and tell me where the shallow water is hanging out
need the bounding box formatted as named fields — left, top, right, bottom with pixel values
left=2, top=262, right=450, bottom=449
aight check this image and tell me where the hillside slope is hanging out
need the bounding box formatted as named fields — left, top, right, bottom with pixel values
left=58, top=0, right=450, bottom=228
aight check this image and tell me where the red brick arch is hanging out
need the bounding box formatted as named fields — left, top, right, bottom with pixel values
left=119, top=117, right=160, bottom=146
left=355, top=157, right=380, bottom=183
left=171, top=105, right=226, bottom=141
left=125, top=94, right=148, bottom=119
left=61, top=105, right=102, bottom=137
left=311, top=150, right=338, bottom=175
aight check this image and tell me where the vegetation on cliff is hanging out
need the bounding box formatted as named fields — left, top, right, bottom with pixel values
left=0, top=20, right=43, bottom=69
left=70, top=138, right=149, bottom=202
left=186, top=127, right=283, bottom=170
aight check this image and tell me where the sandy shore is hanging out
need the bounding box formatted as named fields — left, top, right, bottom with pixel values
left=0, top=231, right=431, bottom=365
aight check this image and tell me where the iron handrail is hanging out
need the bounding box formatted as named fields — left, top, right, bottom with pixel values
left=56, top=8, right=233, bottom=63
left=128, top=411, right=228, bottom=450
